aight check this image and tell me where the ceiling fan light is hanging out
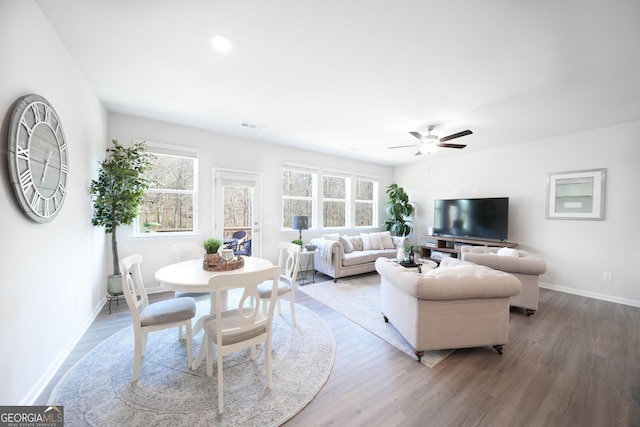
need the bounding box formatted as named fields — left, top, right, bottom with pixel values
left=425, top=144, right=439, bottom=154
left=211, top=34, right=233, bottom=52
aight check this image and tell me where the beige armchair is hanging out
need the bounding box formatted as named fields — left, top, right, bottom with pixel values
left=375, top=258, right=521, bottom=361
left=460, top=246, right=547, bottom=316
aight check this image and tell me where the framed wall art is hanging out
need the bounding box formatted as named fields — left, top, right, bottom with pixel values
left=546, top=168, right=606, bottom=220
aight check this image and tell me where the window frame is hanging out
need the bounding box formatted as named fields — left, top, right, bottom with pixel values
left=132, top=141, right=199, bottom=238
left=282, top=164, right=378, bottom=232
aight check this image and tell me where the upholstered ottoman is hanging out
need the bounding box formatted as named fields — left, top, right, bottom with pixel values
left=461, top=246, right=547, bottom=316
left=375, top=257, right=521, bottom=361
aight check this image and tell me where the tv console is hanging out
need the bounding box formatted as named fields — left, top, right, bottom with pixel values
left=420, top=235, right=517, bottom=263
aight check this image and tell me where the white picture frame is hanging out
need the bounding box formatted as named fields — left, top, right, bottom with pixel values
left=546, top=168, right=606, bottom=220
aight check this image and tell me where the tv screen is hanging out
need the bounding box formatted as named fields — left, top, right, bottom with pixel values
left=433, top=197, right=509, bottom=241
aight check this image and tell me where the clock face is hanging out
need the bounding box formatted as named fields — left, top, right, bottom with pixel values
left=7, top=94, right=69, bottom=223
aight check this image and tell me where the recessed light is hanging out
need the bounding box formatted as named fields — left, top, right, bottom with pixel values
left=210, top=34, right=232, bottom=52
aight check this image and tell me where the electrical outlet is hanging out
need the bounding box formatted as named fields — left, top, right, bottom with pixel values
left=602, top=272, right=613, bottom=282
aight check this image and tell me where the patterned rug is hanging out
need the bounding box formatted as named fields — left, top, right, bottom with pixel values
left=48, top=301, right=334, bottom=426
left=298, top=273, right=452, bottom=367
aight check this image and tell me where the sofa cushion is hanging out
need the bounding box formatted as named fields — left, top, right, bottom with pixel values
left=340, top=235, right=354, bottom=253
left=343, top=249, right=396, bottom=266
left=323, top=233, right=340, bottom=241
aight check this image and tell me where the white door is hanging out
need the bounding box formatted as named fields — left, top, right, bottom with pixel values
left=213, top=169, right=262, bottom=257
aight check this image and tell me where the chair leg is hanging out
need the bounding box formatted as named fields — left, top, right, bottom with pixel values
left=277, top=298, right=282, bottom=315
left=185, top=321, right=193, bottom=368
left=205, top=334, right=213, bottom=377
left=289, top=295, right=296, bottom=326
left=178, top=325, right=184, bottom=340
left=218, top=352, right=224, bottom=414
left=266, top=337, right=273, bottom=389
left=132, top=332, right=146, bottom=382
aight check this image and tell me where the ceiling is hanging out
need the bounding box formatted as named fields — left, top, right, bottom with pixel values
left=36, top=0, right=640, bottom=166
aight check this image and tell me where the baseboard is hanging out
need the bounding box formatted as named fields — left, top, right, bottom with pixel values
left=540, top=282, right=640, bottom=308
left=22, top=297, right=106, bottom=405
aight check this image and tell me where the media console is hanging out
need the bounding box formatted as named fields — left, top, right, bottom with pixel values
left=420, top=235, right=517, bottom=263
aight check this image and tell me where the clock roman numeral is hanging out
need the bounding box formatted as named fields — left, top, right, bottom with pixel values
left=61, top=164, right=69, bottom=175
left=57, top=182, right=66, bottom=196
left=44, top=105, right=52, bottom=125
left=17, top=146, right=29, bottom=161
left=21, top=118, right=34, bottom=137
left=31, top=104, right=42, bottom=123
left=30, top=192, right=42, bottom=211
left=19, top=169, right=34, bottom=193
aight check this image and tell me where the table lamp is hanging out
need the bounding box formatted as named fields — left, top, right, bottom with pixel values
left=292, top=215, right=309, bottom=242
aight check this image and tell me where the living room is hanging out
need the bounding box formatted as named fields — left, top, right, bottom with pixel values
left=1, top=0, right=639, bottom=420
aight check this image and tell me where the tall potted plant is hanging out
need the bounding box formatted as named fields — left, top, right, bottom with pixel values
left=90, top=140, right=154, bottom=294
left=382, top=183, right=414, bottom=237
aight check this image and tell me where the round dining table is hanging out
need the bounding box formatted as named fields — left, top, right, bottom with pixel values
left=154, top=256, right=274, bottom=369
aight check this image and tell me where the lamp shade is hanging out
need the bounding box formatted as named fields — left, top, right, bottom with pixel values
left=292, top=215, right=309, bottom=231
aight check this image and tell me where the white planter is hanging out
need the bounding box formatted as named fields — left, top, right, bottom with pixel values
left=107, top=274, right=123, bottom=295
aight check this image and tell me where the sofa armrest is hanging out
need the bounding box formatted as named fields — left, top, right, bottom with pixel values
left=461, top=247, right=547, bottom=275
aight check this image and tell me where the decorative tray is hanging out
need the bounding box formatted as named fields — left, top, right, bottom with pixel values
left=203, top=256, right=244, bottom=271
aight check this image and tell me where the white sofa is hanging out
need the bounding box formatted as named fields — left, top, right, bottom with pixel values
left=460, top=246, right=547, bottom=316
left=310, top=232, right=407, bottom=282
left=375, top=257, right=521, bottom=361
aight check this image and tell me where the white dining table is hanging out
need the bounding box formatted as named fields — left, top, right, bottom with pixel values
left=154, top=256, right=274, bottom=369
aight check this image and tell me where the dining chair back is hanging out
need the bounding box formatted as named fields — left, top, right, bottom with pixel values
left=258, top=242, right=301, bottom=325
left=120, top=254, right=196, bottom=382
left=202, top=265, right=281, bottom=414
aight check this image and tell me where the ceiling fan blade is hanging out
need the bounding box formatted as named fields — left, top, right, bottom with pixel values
left=388, top=144, right=418, bottom=149
left=438, top=142, right=467, bottom=149
left=409, top=131, right=424, bottom=141
left=439, top=129, right=472, bottom=142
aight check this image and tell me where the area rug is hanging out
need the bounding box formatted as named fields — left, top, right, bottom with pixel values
left=298, top=273, right=452, bottom=367
left=48, top=301, right=334, bottom=427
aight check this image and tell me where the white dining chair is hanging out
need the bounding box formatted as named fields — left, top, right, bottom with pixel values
left=202, top=266, right=281, bottom=414
left=258, top=242, right=301, bottom=326
left=120, top=254, right=196, bottom=382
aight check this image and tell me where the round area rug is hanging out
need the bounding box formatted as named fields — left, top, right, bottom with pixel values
left=48, top=302, right=335, bottom=426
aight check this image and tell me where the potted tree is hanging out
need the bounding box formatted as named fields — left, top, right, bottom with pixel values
left=382, top=183, right=415, bottom=237
left=90, top=140, right=154, bottom=295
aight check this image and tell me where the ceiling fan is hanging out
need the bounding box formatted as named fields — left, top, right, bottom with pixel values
left=388, top=125, right=473, bottom=156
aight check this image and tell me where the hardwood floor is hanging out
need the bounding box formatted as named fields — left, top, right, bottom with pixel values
left=36, top=280, right=640, bottom=426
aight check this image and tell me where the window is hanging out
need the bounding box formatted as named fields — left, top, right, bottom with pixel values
left=355, top=177, right=377, bottom=227
left=282, top=168, right=316, bottom=228
left=136, top=143, right=198, bottom=234
left=282, top=165, right=378, bottom=230
left=323, top=174, right=349, bottom=228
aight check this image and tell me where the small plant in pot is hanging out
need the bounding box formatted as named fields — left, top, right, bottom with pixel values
left=203, top=238, right=223, bottom=264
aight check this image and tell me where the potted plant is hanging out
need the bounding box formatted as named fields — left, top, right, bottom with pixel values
left=382, top=183, right=415, bottom=236
left=203, top=237, right=223, bottom=264
left=90, top=140, right=154, bottom=295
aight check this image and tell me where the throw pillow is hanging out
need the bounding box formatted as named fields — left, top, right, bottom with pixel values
left=323, top=233, right=340, bottom=241
left=350, top=236, right=363, bottom=251
left=426, top=265, right=476, bottom=276
left=361, top=233, right=383, bottom=250
left=339, top=236, right=354, bottom=253
left=497, top=247, right=519, bottom=257
left=372, top=231, right=395, bottom=249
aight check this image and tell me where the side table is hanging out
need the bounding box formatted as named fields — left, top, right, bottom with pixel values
left=297, top=250, right=316, bottom=285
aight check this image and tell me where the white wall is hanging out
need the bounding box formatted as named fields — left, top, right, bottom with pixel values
left=0, top=1, right=108, bottom=404
left=394, top=120, right=640, bottom=306
left=107, top=113, right=395, bottom=290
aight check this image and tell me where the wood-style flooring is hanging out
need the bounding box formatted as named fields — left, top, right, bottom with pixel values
left=36, top=275, right=640, bottom=426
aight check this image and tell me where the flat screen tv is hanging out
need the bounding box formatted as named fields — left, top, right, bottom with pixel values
left=433, top=197, right=509, bottom=241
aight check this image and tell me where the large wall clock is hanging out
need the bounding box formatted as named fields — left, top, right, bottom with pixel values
left=7, top=94, right=69, bottom=223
